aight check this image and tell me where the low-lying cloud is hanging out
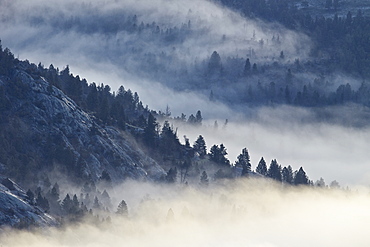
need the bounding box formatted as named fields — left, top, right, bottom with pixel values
left=173, top=105, right=370, bottom=187
left=1, top=179, right=370, bottom=247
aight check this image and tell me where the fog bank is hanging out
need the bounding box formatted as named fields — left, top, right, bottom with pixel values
left=2, top=180, right=370, bottom=247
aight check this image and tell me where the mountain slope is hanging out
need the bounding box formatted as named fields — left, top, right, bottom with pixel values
left=0, top=60, right=165, bottom=184
left=0, top=176, right=57, bottom=228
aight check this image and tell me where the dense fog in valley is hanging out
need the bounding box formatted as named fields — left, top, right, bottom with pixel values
left=2, top=180, right=370, bottom=247
left=0, top=0, right=370, bottom=245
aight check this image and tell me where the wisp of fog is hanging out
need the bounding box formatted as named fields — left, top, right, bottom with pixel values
left=1, top=179, right=370, bottom=247
left=173, top=106, right=370, bottom=187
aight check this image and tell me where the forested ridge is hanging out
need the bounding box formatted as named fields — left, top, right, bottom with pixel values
left=1, top=0, right=366, bottom=227
left=12, top=0, right=370, bottom=109
left=217, top=0, right=370, bottom=77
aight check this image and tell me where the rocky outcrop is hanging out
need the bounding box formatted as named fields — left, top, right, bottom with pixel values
left=0, top=176, right=57, bottom=228
left=0, top=62, right=165, bottom=183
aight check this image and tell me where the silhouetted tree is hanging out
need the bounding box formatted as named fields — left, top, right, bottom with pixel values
left=256, top=157, right=267, bottom=176
left=208, top=51, right=222, bottom=75
left=282, top=165, right=294, bottom=184
left=36, top=192, right=50, bottom=212
left=195, top=110, right=203, bottom=125
left=235, top=148, right=251, bottom=176
left=267, top=159, right=282, bottom=181
left=243, top=58, right=251, bottom=76
left=143, top=113, right=158, bottom=147
left=193, top=135, right=207, bottom=158
left=294, top=167, right=309, bottom=185
left=209, top=144, right=230, bottom=166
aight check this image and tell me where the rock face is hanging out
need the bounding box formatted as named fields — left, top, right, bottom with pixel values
left=0, top=62, right=165, bottom=184
left=0, top=176, right=57, bottom=228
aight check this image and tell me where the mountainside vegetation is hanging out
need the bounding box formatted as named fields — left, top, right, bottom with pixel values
left=1, top=0, right=367, bottom=228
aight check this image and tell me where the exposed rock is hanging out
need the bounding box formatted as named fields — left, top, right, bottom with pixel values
left=0, top=63, right=165, bottom=184
left=0, top=176, right=57, bottom=228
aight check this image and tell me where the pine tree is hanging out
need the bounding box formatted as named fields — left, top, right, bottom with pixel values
left=195, top=110, right=203, bottom=125
left=100, top=170, right=112, bottom=187
left=193, top=135, right=207, bottom=158
left=144, top=113, right=158, bottom=147
left=315, top=177, right=326, bottom=187
left=294, top=167, right=309, bottom=185
left=256, top=157, right=267, bottom=176
left=101, top=190, right=113, bottom=209
left=187, top=114, right=196, bottom=124
left=282, top=165, right=294, bottom=184
left=117, top=200, right=128, bottom=217
left=243, top=58, right=251, bottom=76
left=71, top=194, right=80, bottom=215
left=200, top=171, right=209, bottom=186
left=235, top=148, right=251, bottom=176
left=93, top=196, right=101, bottom=209
left=165, top=167, right=177, bottom=183
left=209, top=144, right=230, bottom=166
left=46, top=182, right=61, bottom=214
left=61, top=194, right=73, bottom=214
left=267, top=159, right=282, bottom=181
left=36, top=192, right=50, bottom=212
left=208, top=51, right=222, bottom=75
left=26, top=189, right=35, bottom=204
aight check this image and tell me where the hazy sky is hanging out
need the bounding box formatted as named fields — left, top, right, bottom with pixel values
left=0, top=0, right=369, bottom=186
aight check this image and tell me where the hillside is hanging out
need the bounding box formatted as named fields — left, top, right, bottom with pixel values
left=0, top=50, right=165, bottom=186
left=0, top=177, right=57, bottom=228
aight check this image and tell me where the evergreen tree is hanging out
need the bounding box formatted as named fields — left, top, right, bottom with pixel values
left=282, top=165, right=294, bottom=184
left=101, top=190, right=113, bottom=209
left=71, top=194, right=80, bottom=214
left=267, top=159, right=282, bottom=181
left=209, top=144, right=230, bottom=166
left=93, top=196, right=101, bottom=209
left=36, top=192, right=50, bottom=212
left=208, top=51, right=222, bottom=75
left=256, top=157, right=267, bottom=176
left=46, top=182, right=61, bottom=214
left=61, top=194, right=73, bottom=214
left=26, top=189, right=35, bottom=204
left=187, top=114, right=196, bottom=124
left=160, top=120, right=180, bottom=158
left=116, top=200, right=128, bottom=217
left=243, top=58, right=251, bottom=76
left=193, top=135, right=207, bottom=158
left=143, top=113, right=158, bottom=147
left=195, top=110, right=203, bottom=125
left=200, top=171, right=209, bottom=186
left=315, top=177, right=326, bottom=187
left=252, top=63, right=258, bottom=74
left=209, top=90, right=214, bottom=101
left=235, top=148, right=251, bottom=176
left=165, top=167, right=177, bottom=183
left=294, top=167, right=309, bottom=185
left=100, top=170, right=112, bottom=186
left=330, top=180, right=340, bottom=189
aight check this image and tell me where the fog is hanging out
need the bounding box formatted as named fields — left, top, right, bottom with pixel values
left=1, top=1, right=370, bottom=244
left=172, top=108, right=370, bottom=187
left=2, top=179, right=370, bottom=246
left=0, top=0, right=311, bottom=94
left=0, top=0, right=369, bottom=186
